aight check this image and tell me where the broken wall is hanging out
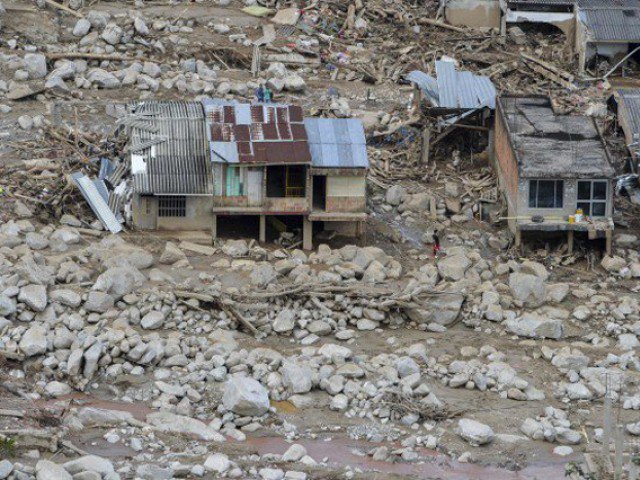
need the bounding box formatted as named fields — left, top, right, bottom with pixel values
left=325, top=176, right=366, bottom=213
left=493, top=112, right=520, bottom=233
left=444, top=0, right=501, bottom=29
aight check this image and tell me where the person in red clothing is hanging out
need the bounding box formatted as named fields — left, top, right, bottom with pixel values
left=432, top=230, right=441, bottom=258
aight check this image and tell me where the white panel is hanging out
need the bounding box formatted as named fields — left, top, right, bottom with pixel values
left=327, top=176, right=365, bottom=197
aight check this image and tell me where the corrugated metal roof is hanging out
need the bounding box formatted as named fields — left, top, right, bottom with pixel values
left=407, top=61, right=496, bottom=110
left=579, top=7, right=640, bottom=41
left=72, top=172, right=123, bottom=233
left=304, top=118, right=369, bottom=168
left=202, top=99, right=311, bottom=165
left=615, top=88, right=640, bottom=152
left=577, top=0, right=640, bottom=8
left=126, top=101, right=212, bottom=195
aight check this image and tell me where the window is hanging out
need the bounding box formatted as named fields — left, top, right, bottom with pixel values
left=226, top=166, right=244, bottom=196
left=158, top=196, right=186, bottom=217
left=577, top=180, right=608, bottom=217
left=528, top=180, right=564, bottom=208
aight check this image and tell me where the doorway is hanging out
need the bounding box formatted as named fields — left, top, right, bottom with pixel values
left=313, top=175, right=326, bottom=210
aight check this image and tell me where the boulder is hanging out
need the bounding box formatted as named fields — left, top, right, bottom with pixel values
left=273, top=308, right=295, bottom=333
left=101, top=22, right=123, bottom=45
left=146, top=411, right=225, bottom=441
left=0, top=460, right=13, bottom=480
left=222, top=239, right=249, bottom=257
left=601, top=255, right=626, bottom=273
left=63, top=456, right=114, bottom=476
left=223, top=376, right=270, bottom=416
left=87, top=68, right=120, bottom=89
left=385, top=185, right=407, bottom=206
left=18, top=284, right=47, bottom=311
left=250, top=263, right=277, bottom=287
left=50, top=289, right=82, bottom=308
left=23, top=53, right=47, bottom=79
left=281, top=362, right=313, bottom=394
left=505, top=314, right=564, bottom=340
left=0, top=293, right=16, bottom=316
left=204, top=453, right=230, bottom=473
left=437, top=255, right=471, bottom=282
left=84, top=291, right=114, bottom=313
left=509, top=272, right=546, bottom=307
left=73, top=18, right=91, bottom=37
left=405, top=294, right=464, bottom=326
left=92, top=266, right=145, bottom=298
left=36, top=460, right=72, bottom=480
left=19, top=324, right=47, bottom=356
left=159, top=242, right=187, bottom=264
left=456, top=418, right=494, bottom=446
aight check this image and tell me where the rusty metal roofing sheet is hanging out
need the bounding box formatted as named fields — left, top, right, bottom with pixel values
left=202, top=99, right=310, bottom=165
left=304, top=118, right=368, bottom=168
left=127, top=101, right=211, bottom=195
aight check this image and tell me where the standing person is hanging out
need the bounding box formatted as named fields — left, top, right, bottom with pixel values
left=432, top=229, right=441, bottom=258
left=264, top=86, right=272, bottom=103
left=256, top=85, right=265, bottom=103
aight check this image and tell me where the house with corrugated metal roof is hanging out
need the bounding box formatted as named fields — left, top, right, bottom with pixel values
left=609, top=88, right=640, bottom=171
left=125, top=99, right=368, bottom=249
left=576, top=0, right=640, bottom=71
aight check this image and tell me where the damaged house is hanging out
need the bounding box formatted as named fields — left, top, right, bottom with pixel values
left=126, top=100, right=368, bottom=250
left=494, top=96, right=615, bottom=253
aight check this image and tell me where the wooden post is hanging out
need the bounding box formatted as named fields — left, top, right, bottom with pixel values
left=515, top=228, right=522, bottom=250
left=567, top=230, right=574, bottom=254
left=603, top=385, right=612, bottom=457
left=211, top=214, right=217, bottom=243
left=429, top=195, right=437, bottom=220
left=303, top=217, right=313, bottom=251
left=421, top=127, right=431, bottom=165
left=605, top=229, right=612, bottom=256
left=614, top=424, right=624, bottom=480
left=259, top=215, right=266, bottom=243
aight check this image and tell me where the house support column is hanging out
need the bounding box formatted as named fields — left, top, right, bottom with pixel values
left=211, top=214, right=217, bottom=243
left=259, top=215, right=266, bottom=243
left=303, top=217, right=313, bottom=251
left=567, top=230, right=574, bottom=255
left=605, top=229, right=612, bottom=256
left=514, top=228, right=522, bottom=251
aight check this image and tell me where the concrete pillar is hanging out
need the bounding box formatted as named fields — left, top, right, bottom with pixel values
left=211, top=214, right=217, bottom=242
left=259, top=215, right=266, bottom=243
left=303, top=217, right=313, bottom=251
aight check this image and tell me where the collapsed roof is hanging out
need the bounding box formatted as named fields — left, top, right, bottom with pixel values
left=407, top=60, right=496, bottom=110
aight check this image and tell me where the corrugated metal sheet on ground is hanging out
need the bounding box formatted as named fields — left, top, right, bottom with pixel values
left=304, top=118, right=368, bottom=168
left=579, top=7, right=640, bottom=41
left=72, top=172, right=122, bottom=233
left=127, top=101, right=212, bottom=195
left=407, top=62, right=496, bottom=110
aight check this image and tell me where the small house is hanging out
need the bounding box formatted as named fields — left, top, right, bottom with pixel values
left=127, top=100, right=368, bottom=249
left=493, top=96, right=615, bottom=253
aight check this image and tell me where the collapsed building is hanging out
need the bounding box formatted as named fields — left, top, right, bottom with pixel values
left=493, top=95, right=615, bottom=253
left=125, top=100, right=368, bottom=249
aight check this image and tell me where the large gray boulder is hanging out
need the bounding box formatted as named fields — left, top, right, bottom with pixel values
left=100, top=22, right=123, bottom=45
left=19, top=324, right=47, bottom=357
left=505, top=314, right=564, bottom=340
left=84, top=291, right=114, bottom=313
left=63, top=455, right=114, bottom=476
left=456, top=418, right=494, bottom=446
left=385, top=185, right=407, bottom=206
left=250, top=263, right=277, bottom=287
left=281, top=362, right=313, bottom=394
left=509, top=272, right=546, bottom=307
left=159, top=242, right=187, bottom=264
left=437, top=255, right=471, bottom=282
left=221, top=239, right=248, bottom=257
left=404, top=294, right=464, bottom=326
left=36, top=460, right=72, bottom=480
left=87, top=68, right=120, bottom=89
left=0, top=293, right=16, bottom=316
left=23, top=53, right=47, bottom=79
left=223, top=376, right=270, bottom=416
left=146, top=411, right=224, bottom=441
left=93, top=266, right=145, bottom=298
left=18, top=284, right=48, bottom=312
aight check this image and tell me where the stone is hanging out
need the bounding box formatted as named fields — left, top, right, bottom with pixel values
left=251, top=263, right=277, bottom=287
left=134, top=17, right=149, bottom=35
left=273, top=308, right=296, bottom=333
left=76, top=407, right=135, bottom=427
left=45, top=381, right=72, bottom=397
left=73, top=18, right=91, bottom=36
left=283, top=73, right=306, bottom=91
left=50, top=289, right=82, bottom=308
left=0, top=460, right=13, bottom=480
left=282, top=444, right=307, bottom=462
left=385, top=185, right=407, bottom=206
left=24, top=53, right=47, bottom=79
left=14, top=200, right=33, bottom=218
left=437, top=255, right=471, bottom=281
left=505, top=314, right=564, bottom=340
left=84, top=291, right=114, bottom=313
left=222, top=239, right=249, bottom=257
left=18, top=115, right=33, bottom=130
left=87, top=68, right=120, bottom=88
left=18, top=284, right=47, bottom=312
left=509, top=272, right=546, bottom=307
left=601, top=255, right=626, bottom=273
left=93, top=266, right=145, bottom=298
left=553, top=446, right=573, bottom=456
left=281, top=362, right=313, bottom=394
left=260, top=468, right=285, bottom=480
left=456, top=418, right=495, bottom=446
left=101, top=22, right=123, bottom=45
left=25, top=232, right=48, bottom=250
left=0, top=293, right=17, bottom=316
left=36, top=460, right=72, bottom=480
left=146, top=411, right=225, bottom=441
left=204, top=453, right=230, bottom=473
left=136, top=464, right=173, bottom=480
left=160, top=242, right=187, bottom=264
left=223, top=375, right=270, bottom=416
left=141, top=310, right=165, bottom=329
left=63, top=456, right=115, bottom=476
left=405, top=294, right=464, bottom=326
left=19, top=324, right=47, bottom=357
